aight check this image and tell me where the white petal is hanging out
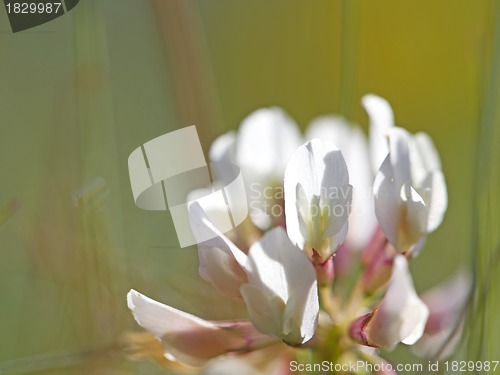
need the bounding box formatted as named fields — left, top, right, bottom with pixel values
left=292, top=279, right=321, bottom=343
left=234, top=107, right=302, bottom=230
left=209, top=131, right=236, bottom=164
left=373, top=156, right=400, bottom=248
left=294, top=184, right=350, bottom=254
left=306, top=117, right=376, bottom=248
left=127, top=290, right=253, bottom=366
left=187, top=188, right=232, bottom=233
left=374, top=133, right=428, bottom=253
left=189, top=202, right=248, bottom=299
left=306, top=117, right=369, bottom=193
left=240, top=284, right=284, bottom=339
left=236, top=107, right=302, bottom=184
left=362, top=94, right=395, bottom=172
left=284, top=139, right=352, bottom=259
left=305, top=115, right=353, bottom=153
left=209, top=131, right=236, bottom=184
left=243, top=227, right=319, bottom=344
left=365, top=256, right=429, bottom=349
left=399, top=183, right=429, bottom=251
left=343, top=127, right=377, bottom=249
left=388, top=128, right=412, bottom=190
left=413, top=132, right=442, bottom=173
left=245, top=228, right=291, bottom=301
left=406, top=132, right=447, bottom=233
left=415, top=170, right=447, bottom=233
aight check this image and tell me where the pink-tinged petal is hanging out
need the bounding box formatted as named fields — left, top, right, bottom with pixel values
left=332, top=243, right=354, bottom=277
left=285, top=139, right=352, bottom=261
left=415, top=321, right=464, bottom=360
left=362, top=94, right=395, bottom=173
left=349, top=312, right=375, bottom=346
left=421, top=271, right=471, bottom=334
left=242, top=227, right=319, bottom=345
left=127, top=290, right=273, bottom=367
left=414, top=271, right=471, bottom=359
left=353, top=256, right=429, bottom=350
left=362, top=226, right=388, bottom=266
left=362, top=243, right=396, bottom=294
left=306, top=116, right=376, bottom=250
left=189, top=202, right=248, bottom=299
left=314, top=256, right=335, bottom=286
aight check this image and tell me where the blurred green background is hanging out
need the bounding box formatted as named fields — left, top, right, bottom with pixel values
left=0, top=0, right=498, bottom=374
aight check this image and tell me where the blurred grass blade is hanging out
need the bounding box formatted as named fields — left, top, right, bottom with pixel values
left=467, top=0, right=500, bottom=366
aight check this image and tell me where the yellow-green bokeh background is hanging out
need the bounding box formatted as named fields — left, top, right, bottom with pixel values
left=0, top=0, right=497, bottom=374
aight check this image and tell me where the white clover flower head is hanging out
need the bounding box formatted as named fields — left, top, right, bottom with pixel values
left=126, top=97, right=459, bottom=373
left=284, top=138, right=352, bottom=263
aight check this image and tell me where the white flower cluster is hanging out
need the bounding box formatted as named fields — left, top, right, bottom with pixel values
left=126, top=95, right=468, bottom=374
